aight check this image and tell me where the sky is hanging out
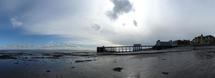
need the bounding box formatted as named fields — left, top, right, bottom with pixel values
left=1, top=0, right=215, bottom=50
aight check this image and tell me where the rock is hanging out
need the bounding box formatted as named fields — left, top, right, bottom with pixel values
left=75, top=59, right=93, bottom=63
left=113, top=67, right=123, bottom=72
left=162, top=72, right=169, bottom=75
left=49, top=55, right=64, bottom=59
left=206, top=54, right=213, bottom=59
left=161, top=58, right=166, bottom=60
left=53, top=55, right=63, bottom=58
left=0, top=55, right=17, bottom=59
left=75, top=60, right=85, bottom=63
left=42, top=53, right=51, bottom=56
left=46, top=70, right=51, bottom=72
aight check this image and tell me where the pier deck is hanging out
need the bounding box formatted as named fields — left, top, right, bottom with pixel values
left=97, top=45, right=154, bottom=53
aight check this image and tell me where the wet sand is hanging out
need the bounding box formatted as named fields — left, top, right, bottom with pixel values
left=0, top=46, right=215, bottom=78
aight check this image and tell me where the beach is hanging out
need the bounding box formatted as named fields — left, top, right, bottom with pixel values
left=0, top=46, right=215, bottom=78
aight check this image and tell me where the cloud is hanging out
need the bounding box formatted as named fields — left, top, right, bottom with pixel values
left=133, top=20, right=137, bottom=26
left=2, top=0, right=215, bottom=49
left=5, top=44, right=36, bottom=49
left=106, top=0, right=133, bottom=20
left=0, top=0, right=29, bottom=12
left=91, top=24, right=101, bottom=31
left=2, top=0, right=118, bottom=48
left=1, top=42, right=81, bottom=50
left=41, top=41, right=77, bottom=50
left=10, top=17, right=23, bottom=27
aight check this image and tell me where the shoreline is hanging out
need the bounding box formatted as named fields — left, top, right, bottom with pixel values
left=0, top=46, right=215, bottom=78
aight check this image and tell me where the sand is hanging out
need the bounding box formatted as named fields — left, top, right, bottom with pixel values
left=0, top=46, right=215, bottom=78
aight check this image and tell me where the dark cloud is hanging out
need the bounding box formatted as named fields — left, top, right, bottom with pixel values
left=133, top=20, right=137, bottom=26
left=106, top=0, right=133, bottom=20
left=91, top=24, right=101, bottom=31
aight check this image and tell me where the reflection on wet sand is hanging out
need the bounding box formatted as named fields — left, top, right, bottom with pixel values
left=1, top=47, right=215, bottom=78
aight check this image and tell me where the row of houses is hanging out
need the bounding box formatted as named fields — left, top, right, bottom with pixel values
left=192, top=34, right=215, bottom=45
left=154, top=34, right=215, bottom=49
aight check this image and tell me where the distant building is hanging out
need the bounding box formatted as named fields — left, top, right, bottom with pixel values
left=173, top=40, right=191, bottom=46
left=192, top=34, right=215, bottom=45
left=153, top=40, right=177, bottom=50
left=155, top=40, right=176, bottom=47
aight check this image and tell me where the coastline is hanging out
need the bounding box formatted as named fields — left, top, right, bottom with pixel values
left=0, top=46, right=215, bottom=78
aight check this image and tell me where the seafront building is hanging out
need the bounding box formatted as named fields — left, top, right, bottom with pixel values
left=153, top=40, right=177, bottom=50
left=192, top=34, right=215, bottom=45
left=173, top=40, right=191, bottom=46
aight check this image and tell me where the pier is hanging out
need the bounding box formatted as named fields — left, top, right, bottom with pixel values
left=97, top=45, right=153, bottom=53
